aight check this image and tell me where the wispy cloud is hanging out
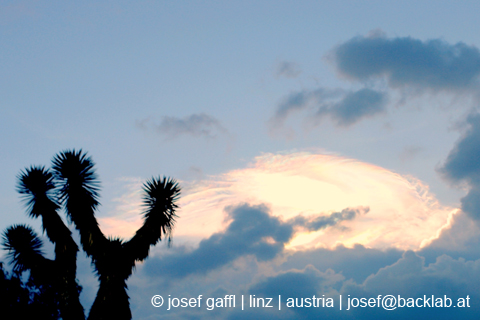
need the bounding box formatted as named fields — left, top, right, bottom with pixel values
left=275, top=61, right=302, bottom=79
left=269, top=88, right=387, bottom=132
left=399, top=145, right=424, bottom=162
left=136, top=113, right=227, bottom=139
left=271, top=87, right=343, bottom=123
left=291, top=207, right=369, bottom=231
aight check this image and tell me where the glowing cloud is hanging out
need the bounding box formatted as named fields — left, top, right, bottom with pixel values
left=178, top=152, right=456, bottom=250
left=99, top=152, right=455, bottom=251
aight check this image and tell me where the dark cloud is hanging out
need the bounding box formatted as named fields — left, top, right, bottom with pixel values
left=440, top=113, right=480, bottom=183
left=333, top=34, right=480, bottom=91
left=136, top=113, right=227, bottom=139
left=143, top=204, right=294, bottom=279
left=292, top=207, right=369, bottom=231
left=439, top=112, right=480, bottom=220
left=270, top=88, right=386, bottom=130
left=459, top=186, right=480, bottom=220
left=271, top=88, right=342, bottom=123
left=275, top=61, right=302, bottom=79
left=143, top=204, right=366, bottom=279
left=270, top=34, right=480, bottom=133
left=319, top=89, right=386, bottom=126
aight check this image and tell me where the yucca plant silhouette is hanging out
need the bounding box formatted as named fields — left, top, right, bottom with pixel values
left=2, top=150, right=180, bottom=320
left=52, top=150, right=180, bottom=320
left=3, top=166, right=84, bottom=320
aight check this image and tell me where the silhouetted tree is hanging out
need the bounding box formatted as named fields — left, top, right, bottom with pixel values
left=0, top=257, right=60, bottom=319
left=2, top=150, right=180, bottom=320
left=51, top=150, right=180, bottom=320
left=3, top=166, right=84, bottom=320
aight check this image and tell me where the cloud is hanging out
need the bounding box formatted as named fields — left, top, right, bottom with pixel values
left=419, top=210, right=480, bottom=265
left=249, top=265, right=343, bottom=301
left=439, top=113, right=480, bottom=183
left=318, top=88, right=387, bottom=126
left=399, top=146, right=423, bottom=162
left=143, top=203, right=365, bottom=280
left=271, top=88, right=342, bottom=122
left=136, top=113, right=227, bottom=139
left=338, top=251, right=480, bottom=320
left=270, top=33, right=480, bottom=132
left=103, top=152, right=454, bottom=250
left=332, top=34, right=480, bottom=91
left=292, top=207, right=369, bottom=231
left=143, top=204, right=293, bottom=279
left=127, top=206, right=480, bottom=320
left=275, top=61, right=302, bottom=79
left=439, top=112, right=480, bottom=220
left=269, top=88, right=387, bottom=131
left=214, top=250, right=480, bottom=320
left=281, top=245, right=401, bottom=284
left=87, top=152, right=463, bottom=320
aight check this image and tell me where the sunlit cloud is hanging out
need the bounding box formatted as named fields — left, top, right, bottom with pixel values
left=180, top=152, right=456, bottom=250
left=98, top=152, right=455, bottom=251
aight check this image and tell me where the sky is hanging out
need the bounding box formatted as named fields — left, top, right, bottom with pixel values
left=2, top=1, right=480, bottom=319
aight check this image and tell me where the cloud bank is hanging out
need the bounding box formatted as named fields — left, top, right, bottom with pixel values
left=128, top=209, right=480, bottom=320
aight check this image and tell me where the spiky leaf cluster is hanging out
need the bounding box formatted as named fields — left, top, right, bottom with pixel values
left=142, top=176, right=180, bottom=240
left=17, top=166, right=58, bottom=219
left=3, top=225, right=44, bottom=272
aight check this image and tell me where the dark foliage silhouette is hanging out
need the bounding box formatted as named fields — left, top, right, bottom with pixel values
left=0, top=258, right=60, bottom=319
left=3, top=165, right=84, bottom=320
left=2, top=150, right=180, bottom=320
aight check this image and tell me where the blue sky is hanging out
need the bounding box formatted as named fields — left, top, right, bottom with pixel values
left=3, top=1, right=480, bottom=319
